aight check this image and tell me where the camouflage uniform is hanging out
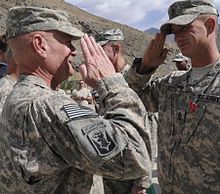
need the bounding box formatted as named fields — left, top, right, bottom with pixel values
left=126, top=58, right=220, bottom=193
left=120, top=64, right=130, bottom=76
left=126, top=1, right=220, bottom=193
left=103, top=112, right=158, bottom=194
left=0, top=75, right=16, bottom=180
left=0, top=73, right=152, bottom=194
left=96, top=29, right=158, bottom=193
left=0, top=75, right=16, bottom=112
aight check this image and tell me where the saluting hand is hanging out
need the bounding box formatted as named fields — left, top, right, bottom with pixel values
left=138, top=32, right=169, bottom=73
left=80, top=34, right=116, bottom=88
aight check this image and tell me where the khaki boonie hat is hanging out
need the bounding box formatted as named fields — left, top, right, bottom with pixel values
left=6, top=6, right=84, bottom=39
left=96, top=28, right=124, bottom=46
left=160, top=0, right=219, bottom=34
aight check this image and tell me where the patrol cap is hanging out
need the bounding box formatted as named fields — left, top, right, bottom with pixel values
left=96, top=28, right=124, bottom=46
left=160, top=0, right=219, bottom=34
left=173, top=53, right=189, bottom=62
left=6, top=6, right=84, bottom=39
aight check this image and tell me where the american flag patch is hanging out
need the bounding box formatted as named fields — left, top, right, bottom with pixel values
left=63, top=104, right=98, bottom=119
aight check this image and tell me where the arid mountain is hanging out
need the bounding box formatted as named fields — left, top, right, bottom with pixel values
left=145, top=27, right=175, bottom=43
left=0, top=0, right=181, bottom=81
left=145, top=27, right=160, bottom=35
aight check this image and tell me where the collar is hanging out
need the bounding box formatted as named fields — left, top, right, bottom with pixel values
left=18, top=74, right=51, bottom=90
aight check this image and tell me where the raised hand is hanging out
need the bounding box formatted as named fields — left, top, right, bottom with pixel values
left=138, top=32, right=168, bottom=73
left=80, top=34, right=116, bottom=87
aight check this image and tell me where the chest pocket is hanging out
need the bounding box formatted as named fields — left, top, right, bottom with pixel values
left=183, top=93, right=220, bottom=149
left=182, top=101, right=220, bottom=171
left=158, top=84, right=185, bottom=136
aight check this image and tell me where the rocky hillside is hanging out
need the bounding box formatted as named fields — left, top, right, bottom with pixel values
left=0, top=0, right=181, bottom=80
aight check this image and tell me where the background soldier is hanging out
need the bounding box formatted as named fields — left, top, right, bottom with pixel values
left=92, top=29, right=130, bottom=110
left=173, top=53, right=191, bottom=70
left=0, top=34, right=8, bottom=78
left=71, top=80, right=93, bottom=107
left=96, top=28, right=130, bottom=75
left=0, top=34, right=18, bottom=112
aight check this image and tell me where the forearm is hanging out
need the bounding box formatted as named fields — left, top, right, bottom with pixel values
left=125, top=64, right=159, bottom=112
left=96, top=73, right=147, bottom=124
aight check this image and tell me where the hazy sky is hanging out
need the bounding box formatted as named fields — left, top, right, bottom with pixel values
left=65, top=0, right=220, bottom=31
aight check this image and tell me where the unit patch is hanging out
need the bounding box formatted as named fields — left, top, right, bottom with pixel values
left=82, top=122, right=117, bottom=156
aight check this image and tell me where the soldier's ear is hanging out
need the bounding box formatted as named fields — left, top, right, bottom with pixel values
left=205, top=17, right=215, bottom=34
left=112, top=44, right=120, bottom=54
left=32, top=34, right=48, bottom=58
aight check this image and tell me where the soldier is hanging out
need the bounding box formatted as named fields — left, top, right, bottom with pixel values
left=126, top=0, right=220, bottom=193
left=0, top=6, right=153, bottom=194
left=0, top=34, right=8, bottom=78
left=71, top=80, right=93, bottom=106
left=96, top=29, right=159, bottom=194
left=0, top=37, right=19, bottom=192
left=96, top=28, right=130, bottom=75
left=173, top=53, right=191, bottom=70
left=0, top=36, right=18, bottom=112
left=92, top=29, right=130, bottom=109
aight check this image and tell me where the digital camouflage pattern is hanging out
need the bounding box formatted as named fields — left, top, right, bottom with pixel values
left=161, top=0, right=219, bottom=34
left=100, top=63, right=158, bottom=193
left=0, top=73, right=152, bottom=194
left=0, top=75, right=16, bottom=185
left=120, top=64, right=130, bottom=76
left=96, top=28, right=124, bottom=46
left=126, top=59, right=220, bottom=194
left=6, top=6, right=84, bottom=39
left=103, top=112, right=159, bottom=194
left=0, top=75, right=16, bottom=113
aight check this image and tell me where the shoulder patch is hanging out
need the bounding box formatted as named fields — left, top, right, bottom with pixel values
left=87, top=128, right=117, bottom=156
left=82, top=122, right=117, bottom=156
left=63, top=104, right=98, bottom=119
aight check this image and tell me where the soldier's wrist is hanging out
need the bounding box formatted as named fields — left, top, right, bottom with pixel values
left=133, top=58, right=157, bottom=75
